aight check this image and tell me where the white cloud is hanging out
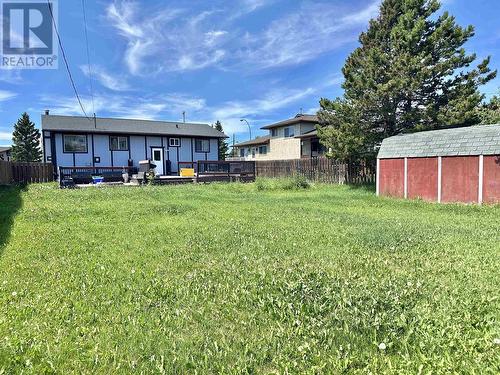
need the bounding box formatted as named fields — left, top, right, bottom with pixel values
left=39, top=92, right=207, bottom=121
left=106, top=1, right=226, bottom=75
left=204, top=30, right=228, bottom=47
left=240, top=1, right=380, bottom=69
left=0, top=69, right=23, bottom=84
left=208, top=86, right=320, bottom=135
left=229, top=0, right=274, bottom=19
left=80, top=65, right=131, bottom=91
left=0, top=90, right=17, bottom=101
left=0, top=131, right=12, bottom=141
left=212, top=88, right=314, bottom=120
left=106, top=1, right=380, bottom=75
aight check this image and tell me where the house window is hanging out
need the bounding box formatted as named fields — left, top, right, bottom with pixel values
left=63, top=134, right=87, bottom=153
left=240, top=148, right=245, bottom=157
left=169, top=138, right=180, bottom=147
left=284, top=126, right=295, bottom=138
left=258, top=145, right=267, bottom=154
left=271, top=128, right=277, bottom=137
left=251, top=148, right=256, bottom=158
left=195, top=139, right=210, bottom=152
left=110, top=136, right=128, bottom=151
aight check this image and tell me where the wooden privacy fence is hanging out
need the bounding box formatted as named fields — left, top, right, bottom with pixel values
left=255, top=158, right=376, bottom=184
left=0, top=161, right=54, bottom=185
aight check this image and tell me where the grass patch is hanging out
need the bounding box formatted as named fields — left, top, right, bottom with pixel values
left=255, top=176, right=311, bottom=191
left=0, top=182, right=499, bottom=373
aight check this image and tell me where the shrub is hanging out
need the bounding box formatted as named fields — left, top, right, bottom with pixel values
left=255, top=176, right=311, bottom=191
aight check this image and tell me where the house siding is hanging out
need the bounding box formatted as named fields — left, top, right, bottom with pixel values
left=46, top=131, right=220, bottom=175
left=234, top=119, right=321, bottom=161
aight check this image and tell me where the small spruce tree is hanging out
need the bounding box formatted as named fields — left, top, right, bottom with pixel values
left=11, top=112, right=42, bottom=162
left=214, top=120, right=229, bottom=160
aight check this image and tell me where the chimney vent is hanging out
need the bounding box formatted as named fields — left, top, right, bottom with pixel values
left=45, top=110, right=50, bottom=115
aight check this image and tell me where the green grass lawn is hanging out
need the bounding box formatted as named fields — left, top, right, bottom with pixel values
left=0, top=181, right=499, bottom=373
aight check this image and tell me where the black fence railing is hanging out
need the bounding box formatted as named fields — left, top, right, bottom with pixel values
left=59, top=166, right=138, bottom=186
left=196, top=160, right=256, bottom=182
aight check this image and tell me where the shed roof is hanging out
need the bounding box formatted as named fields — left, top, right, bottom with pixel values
left=378, top=124, right=500, bottom=159
left=41, top=115, right=227, bottom=138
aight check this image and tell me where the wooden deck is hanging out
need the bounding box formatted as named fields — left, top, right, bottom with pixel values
left=60, top=161, right=256, bottom=188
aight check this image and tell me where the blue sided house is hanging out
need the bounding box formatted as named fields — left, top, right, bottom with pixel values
left=41, top=112, right=227, bottom=177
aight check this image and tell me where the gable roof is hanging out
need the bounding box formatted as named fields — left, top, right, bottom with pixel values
left=378, top=124, right=500, bottom=159
left=234, top=135, right=271, bottom=147
left=0, top=146, right=11, bottom=153
left=261, top=114, right=318, bottom=129
left=41, top=115, right=227, bottom=138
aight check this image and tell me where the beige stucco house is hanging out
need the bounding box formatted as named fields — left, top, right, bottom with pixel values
left=233, top=114, right=326, bottom=160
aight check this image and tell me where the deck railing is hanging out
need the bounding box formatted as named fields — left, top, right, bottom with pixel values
left=59, top=166, right=138, bottom=185
left=196, top=160, right=256, bottom=182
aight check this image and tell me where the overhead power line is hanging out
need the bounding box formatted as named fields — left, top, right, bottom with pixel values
left=46, top=1, right=91, bottom=120
left=81, top=0, right=95, bottom=116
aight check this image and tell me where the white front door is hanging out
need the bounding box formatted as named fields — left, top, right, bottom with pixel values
left=151, top=148, right=164, bottom=175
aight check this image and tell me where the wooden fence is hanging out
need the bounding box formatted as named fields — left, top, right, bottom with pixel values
left=255, top=158, right=375, bottom=184
left=0, top=161, right=54, bottom=185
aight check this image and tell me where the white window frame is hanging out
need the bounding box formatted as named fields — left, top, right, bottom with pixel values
left=169, top=138, right=180, bottom=147
left=284, top=126, right=295, bottom=138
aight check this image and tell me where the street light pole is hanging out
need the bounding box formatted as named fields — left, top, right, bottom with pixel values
left=240, top=119, right=252, bottom=140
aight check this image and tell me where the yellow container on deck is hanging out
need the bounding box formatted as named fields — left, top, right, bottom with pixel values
left=180, top=168, right=195, bottom=177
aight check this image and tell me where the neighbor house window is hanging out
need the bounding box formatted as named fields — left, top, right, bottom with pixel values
left=271, top=128, right=278, bottom=137
left=169, top=138, right=180, bottom=147
left=240, top=148, right=245, bottom=157
left=63, top=134, right=87, bottom=153
left=110, top=136, right=128, bottom=151
left=195, top=139, right=210, bottom=152
left=258, top=145, right=267, bottom=154
left=284, top=126, right=294, bottom=137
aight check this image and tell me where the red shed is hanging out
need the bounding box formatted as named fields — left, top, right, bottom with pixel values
left=377, top=124, right=500, bottom=204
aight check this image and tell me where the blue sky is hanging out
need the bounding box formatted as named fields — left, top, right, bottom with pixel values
left=1, top=0, right=499, bottom=146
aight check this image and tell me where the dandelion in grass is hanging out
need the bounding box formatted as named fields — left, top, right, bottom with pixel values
left=11, top=291, right=17, bottom=297
left=494, top=338, right=500, bottom=345
left=378, top=342, right=386, bottom=350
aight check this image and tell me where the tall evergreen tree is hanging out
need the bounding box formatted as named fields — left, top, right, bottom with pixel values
left=318, top=0, right=496, bottom=161
left=214, top=120, right=229, bottom=160
left=11, top=112, right=42, bottom=162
